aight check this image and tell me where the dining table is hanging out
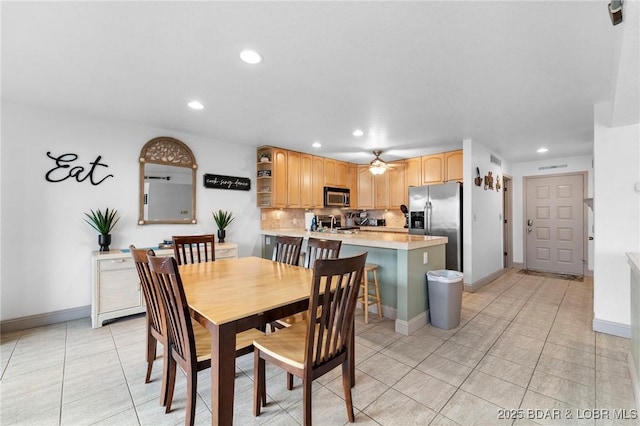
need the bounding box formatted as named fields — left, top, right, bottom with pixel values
left=178, top=256, right=356, bottom=426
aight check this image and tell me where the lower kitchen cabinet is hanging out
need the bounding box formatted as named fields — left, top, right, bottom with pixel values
left=91, top=243, right=238, bottom=328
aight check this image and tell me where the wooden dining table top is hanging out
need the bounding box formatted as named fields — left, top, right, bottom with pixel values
left=178, top=256, right=314, bottom=326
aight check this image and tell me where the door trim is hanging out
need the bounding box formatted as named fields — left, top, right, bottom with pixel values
left=523, top=171, right=588, bottom=275
left=503, top=174, right=513, bottom=269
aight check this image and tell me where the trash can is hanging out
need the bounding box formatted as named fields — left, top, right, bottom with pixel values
left=427, top=270, right=464, bottom=329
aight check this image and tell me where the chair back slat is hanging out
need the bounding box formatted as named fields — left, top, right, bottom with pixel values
left=305, top=253, right=367, bottom=369
left=148, top=255, right=196, bottom=366
left=172, top=235, right=216, bottom=265
left=272, top=236, right=303, bottom=266
left=130, top=246, right=164, bottom=335
left=303, top=238, right=342, bottom=269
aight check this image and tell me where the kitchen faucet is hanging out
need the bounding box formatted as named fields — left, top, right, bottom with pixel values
left=330, top=215, right=336, bottom=230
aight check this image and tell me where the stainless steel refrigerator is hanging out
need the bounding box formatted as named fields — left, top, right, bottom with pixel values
left=409, top=182, right=463, bottom=271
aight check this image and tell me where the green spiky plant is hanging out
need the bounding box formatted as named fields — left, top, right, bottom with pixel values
left=84, top=207, right=120, bottom=235
left=212, top=209, right=235, bottom=230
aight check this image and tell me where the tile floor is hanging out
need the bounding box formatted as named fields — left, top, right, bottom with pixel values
left=1, top=269, right=638, bottom=425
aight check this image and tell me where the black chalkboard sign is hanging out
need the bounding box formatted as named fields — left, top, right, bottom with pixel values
left=203, top=174, right=251, bottom=191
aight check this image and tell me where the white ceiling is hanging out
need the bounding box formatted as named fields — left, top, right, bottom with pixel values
left=2, top=1, right=622, bottom=164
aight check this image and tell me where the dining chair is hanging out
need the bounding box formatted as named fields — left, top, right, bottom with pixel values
left=253, top=252, right=367, bottom=426
left=172, top=234, right=215, bottom=265
left=130, top=245, right=169, bottom=406
left=147, top=254, right=264, bottom=426
left=303, top=237, right=342, bottom=269
left=272, top=235, right=303, bottom=266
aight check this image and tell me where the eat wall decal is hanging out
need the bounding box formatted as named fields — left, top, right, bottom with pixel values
left=45, top=151, right=114, bottom=185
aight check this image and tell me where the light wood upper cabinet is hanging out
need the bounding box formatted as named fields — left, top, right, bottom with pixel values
left=374, top=173, right=389, bottom=209
left=422, top=153, right=444, bottom=185
left=445, top=150, right=463, bottom=182
left=356, top=165, right=375, bottom=209
left=348, top=164, right=358, bottom=208
left=273, top=148, right=288, bottom=208
left=312, top=155, right=324, bottom=208
left=406, top=157, right=422, bottom=188
left=300, top=153, right=313, bottom=208
left=388, top=161, right=407, bottom=209
left=287, top=151, right=301, bottom=207
left=324, top=158, right=348, bottom=187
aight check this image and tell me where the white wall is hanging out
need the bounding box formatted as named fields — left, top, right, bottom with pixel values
left=463, top=139, right=506, bottom=285
left=0, top=101, right=261, bottom=321
left=510, top=155, right=594, bottom=270
left=593, top=102, right=640, bottom=334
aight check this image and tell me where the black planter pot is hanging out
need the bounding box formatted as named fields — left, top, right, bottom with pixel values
left=98, top=234, right=111, bottom=252
left=217, top=229, right=226, bottom=243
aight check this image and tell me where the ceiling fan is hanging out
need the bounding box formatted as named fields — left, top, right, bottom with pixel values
left=369, top=150, right=389, bottom=175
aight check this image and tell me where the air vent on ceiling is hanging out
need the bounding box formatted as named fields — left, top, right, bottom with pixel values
left=490, top=154, right=502, bottom=166
left=538, top=164, right=568, bottom=171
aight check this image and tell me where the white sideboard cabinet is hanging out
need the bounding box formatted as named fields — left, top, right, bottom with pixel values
left=91, top=243, right=238, bottom=328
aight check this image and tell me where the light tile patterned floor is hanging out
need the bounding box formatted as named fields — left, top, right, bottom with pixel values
left=1, top=269, right=638, bottom=425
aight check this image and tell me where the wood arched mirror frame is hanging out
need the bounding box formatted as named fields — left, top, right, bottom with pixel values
left=138, top=137, right=197, bottom=225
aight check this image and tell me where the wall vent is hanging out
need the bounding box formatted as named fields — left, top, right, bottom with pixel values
left=538, top=164, right=568, bottom=170
left=490, top=154, right=502, bottom=166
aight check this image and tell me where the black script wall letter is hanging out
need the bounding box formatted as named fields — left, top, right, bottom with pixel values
left=45, top=152, right=114, bottom=185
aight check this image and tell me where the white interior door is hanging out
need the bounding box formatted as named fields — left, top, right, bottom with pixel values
left=525, top=174, right=585, bottom=275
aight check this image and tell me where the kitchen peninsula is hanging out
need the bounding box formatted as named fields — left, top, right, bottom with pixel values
left=261, top=229, right=448, bottom=335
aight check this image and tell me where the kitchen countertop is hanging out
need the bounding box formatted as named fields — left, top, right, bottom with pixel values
left=261, top=229, right=447, bottom=250
left=359, top=226, right=408, bottom=233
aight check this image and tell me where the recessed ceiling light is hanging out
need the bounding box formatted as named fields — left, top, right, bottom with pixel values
left=352, top=129, right=364, bottom=137
left=240, top=50, right=262, bottom=64
left=187, top=101, right=204, bottom=110
left=312, top=142, right=322, bottom=148
left=537, top=147, right=549, bottom=153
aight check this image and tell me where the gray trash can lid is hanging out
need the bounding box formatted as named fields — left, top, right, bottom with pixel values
left=427, top=270, right=463, bottom=283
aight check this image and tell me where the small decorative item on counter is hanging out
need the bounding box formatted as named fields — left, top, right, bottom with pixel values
left=496, top=175, right=501, bottom=191
left=474, top=167, right=483, bottom=187
left=212, top=209, right=235, bottom=243
left=84, top=207, right=120, bottom=252
left=258, top=152, right=271, bottom=163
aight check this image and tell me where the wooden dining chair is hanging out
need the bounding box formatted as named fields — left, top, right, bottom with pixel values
left=172, top=234, right=215, bottom=265
left=272, top=235, right=303, bottom=266
left=130, top=245, right=169, bottom=406
left=253, top=252, right=367, bottom=426
left=303, top=237, right=342, bottom=269
left=147, top=254, right=264, bottom=426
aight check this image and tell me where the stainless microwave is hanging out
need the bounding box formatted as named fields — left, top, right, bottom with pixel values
left=324, top=187, right=350, bottom=207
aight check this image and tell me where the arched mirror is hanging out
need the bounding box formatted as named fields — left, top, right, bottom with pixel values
left=138, top=137, right=197, bottom=225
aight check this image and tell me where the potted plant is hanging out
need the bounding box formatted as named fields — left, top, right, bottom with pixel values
left=212, top=209, right=235, bottom=243
left=84, top=207, right=120, bottom=251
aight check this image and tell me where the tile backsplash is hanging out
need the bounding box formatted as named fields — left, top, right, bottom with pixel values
left=260, top=208, right=406, bottom=230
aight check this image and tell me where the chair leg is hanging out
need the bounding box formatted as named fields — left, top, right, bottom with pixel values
left=160, top=341, right=169, bottom=406
left=302, top=377, right=312, bottom=426
left=286, top=372, right=294, bottom=390
left=363, top=271, right=369, bottom=324
left=342, top=360, right=355, bottom=423
left=186, top=368, right=197, bottom=426
left=165, top=357, right=177, bottom=413
left=253, top=352, right=265, bottom=416
left=145, top=330, right=156, bottom=383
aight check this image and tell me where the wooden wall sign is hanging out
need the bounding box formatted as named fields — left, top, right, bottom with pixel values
left=203, top=174, right=251, bottom=191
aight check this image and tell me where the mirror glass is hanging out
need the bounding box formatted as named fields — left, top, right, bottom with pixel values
left=138, top=137, right=197, bottom=225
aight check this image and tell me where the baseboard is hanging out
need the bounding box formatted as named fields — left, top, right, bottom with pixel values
left=0, top=305, right=90, bottom=333
left=584, top=269, right=594, bottom=277
left=395, top=310, right=428, bottom=336
left=464, top=269, right=509, bottom=293
left=629, top=351, right=640, bottom=410
left=592, top=318, right=631, bottom=338
left=512, top=262, right=524, bottom=270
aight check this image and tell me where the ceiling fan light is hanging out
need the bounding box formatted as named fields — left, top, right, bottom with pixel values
left=369, top=159, right=388, bottom=175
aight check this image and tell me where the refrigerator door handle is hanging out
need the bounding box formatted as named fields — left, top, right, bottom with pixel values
left=425, top=201, right=432, bottom=234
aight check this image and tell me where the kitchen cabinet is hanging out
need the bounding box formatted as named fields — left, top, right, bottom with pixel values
left=348, top=164, right=358, bottom=208
left=91, top=243, right=238, bottom=328
left=324, top=158, right=348, bottom=187
left=422, top=154, right=444, bottom=185
left=300, top=154, right=313, bottom=208
left=312, top=155, right=324, bottom=208
left=374, top=173, right=389, bottom=209
left=287, top=150, right=301, bottom=207
left=445, top=150, right=463, bottom=182
left=388, top=161, right=407, bottom=209
left=257, top=146, right=274, bottom=207
left=406, top=157, right=422, bottom=187
left=356, top=165, right=375, bottom=209
left=273, top=148, right=288, bottom=207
